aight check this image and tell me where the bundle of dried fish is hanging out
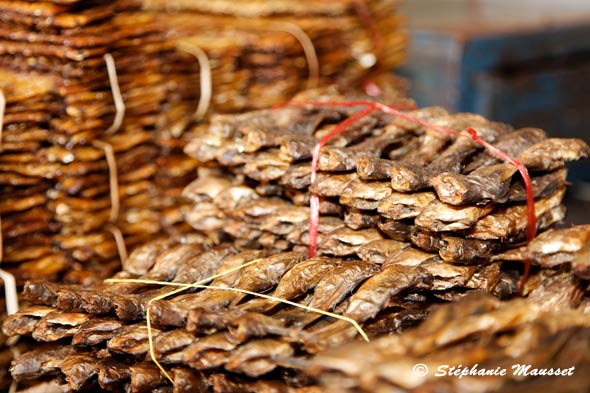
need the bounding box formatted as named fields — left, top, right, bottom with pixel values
left=308, top=291, right=590, bottom=392
left=184, top=95, right=589, bottom=262
left=0, top=3, right=202, bottom=284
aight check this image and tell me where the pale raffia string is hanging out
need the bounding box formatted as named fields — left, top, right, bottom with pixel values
left=103, top=53, right=125, bottom=136
left=91, top=140, right=120, bottom=223
left=105, top=224, right=128, bottom=264
left=95, top=53, right=127, bottom=265
left=105, top=257, right=369, bottom=383
left=175, top=42, right=212, bottom=121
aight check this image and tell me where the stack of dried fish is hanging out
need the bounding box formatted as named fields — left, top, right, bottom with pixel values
left=138, top=0, right=407, bottom=113
left=0, top=1, right=201, bottom=283
left=6, top=223, right=590, bottom=391
left=184, top=98, right=589, bottom=261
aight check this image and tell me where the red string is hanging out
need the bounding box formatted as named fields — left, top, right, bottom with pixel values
left=362, top=79, right=382, bottom=97
left=466, top=128, right=536, bottom=289
left=289, top=100, right=537, bottom=289
left=308, top=105, right=376, bottom=257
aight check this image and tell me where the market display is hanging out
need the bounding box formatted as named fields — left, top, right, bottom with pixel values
left=1, top=1, right=590, bottom=392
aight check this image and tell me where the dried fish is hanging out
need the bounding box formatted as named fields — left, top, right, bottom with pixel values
left=496, top=224, right=590, bottom=279
left=232, top=252, right=307, bottom=304
left=11, top=346, right=77, bottom=381
left=415, top=199, right=493, bottom=232
left=309, top=261, right=381, bottom=311
left=225, top=339, right=294, bottom=377
left=319, top=227, right=384, bottom=256
left=345, top=265, right=433, bottom=322
left=377, top=190, right=436, bottom=220
left=339, top=179, right=392, bottom=210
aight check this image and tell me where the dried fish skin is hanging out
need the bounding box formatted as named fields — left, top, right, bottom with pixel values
left=309, top=261, right=381, bottom=311
left=377, top=217, right=413, bottom=242
left=525, top=224, right=590, bottom=257
left=60, top=353, right=98, bottom=391
left=519, top=138, right=590, bottom=172
left=468, top=189, right=565, bottom=241
left=438, top=235, right=503, bottom=263
left=383, top=247, right=438, bottom=267
left=71, top=318, right=124, bottom=346
left=507, top=168, right=567, bottom=203
left=319, top=227, right=384, bottom=256
left=432, top=163, right=517, bottom=206
left=415, top=199, right=493, bottom=232
left=129, top=362, right=168, bottom=393
left=465, top=127, right=547, bottom=172
left=181, top=332, right=240, bottom=365
left=343, top=208, right=379, bottom=230
left=107, top=324, right=161, bottom=357
left=10, top=346, right=77, bottom=382
left=2, top=306, right=55, bottom=336
left=377, top=190, right=436, bottom=220
left=225, top=339, right=294, bottom=378
left=356, top=239, right=408, bottom=264
left=232, top=252, right=307, bottom=302
left=356, top=156, right=401, bottom=180
left=339, top=179, right=392, bottom=210
left=345, top=265, right=433, bottom=323
left=32, top=311, right=90, bottom=342
left=122, top=238, right=174, bottom=276
left=272, top=256, right=341, bottom=301
left=307, top=292, right=590, bottom=392
left=495, top=225, right=590, bottom=279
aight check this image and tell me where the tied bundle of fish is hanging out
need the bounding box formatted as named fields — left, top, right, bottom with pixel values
left=0, top=1, right=200, bottom=283
left=184, top=96, right=590, bottom=263
left=138, top=0, right=407, bottom=112
left=6, top=224, right=590, bottom=391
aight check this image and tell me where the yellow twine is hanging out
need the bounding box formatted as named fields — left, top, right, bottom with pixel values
left=105, top=258, right=368, bottom=383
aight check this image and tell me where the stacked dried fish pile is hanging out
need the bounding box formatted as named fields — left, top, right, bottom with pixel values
left=6, top=224, right=590, bottom=391
left=0, top=1, right=199, bottom=283
left=137, top=0, right=407, bottom=112
left=184, top=99, right=590, bottom=261
left=0, top=235, right=512, bottom=391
